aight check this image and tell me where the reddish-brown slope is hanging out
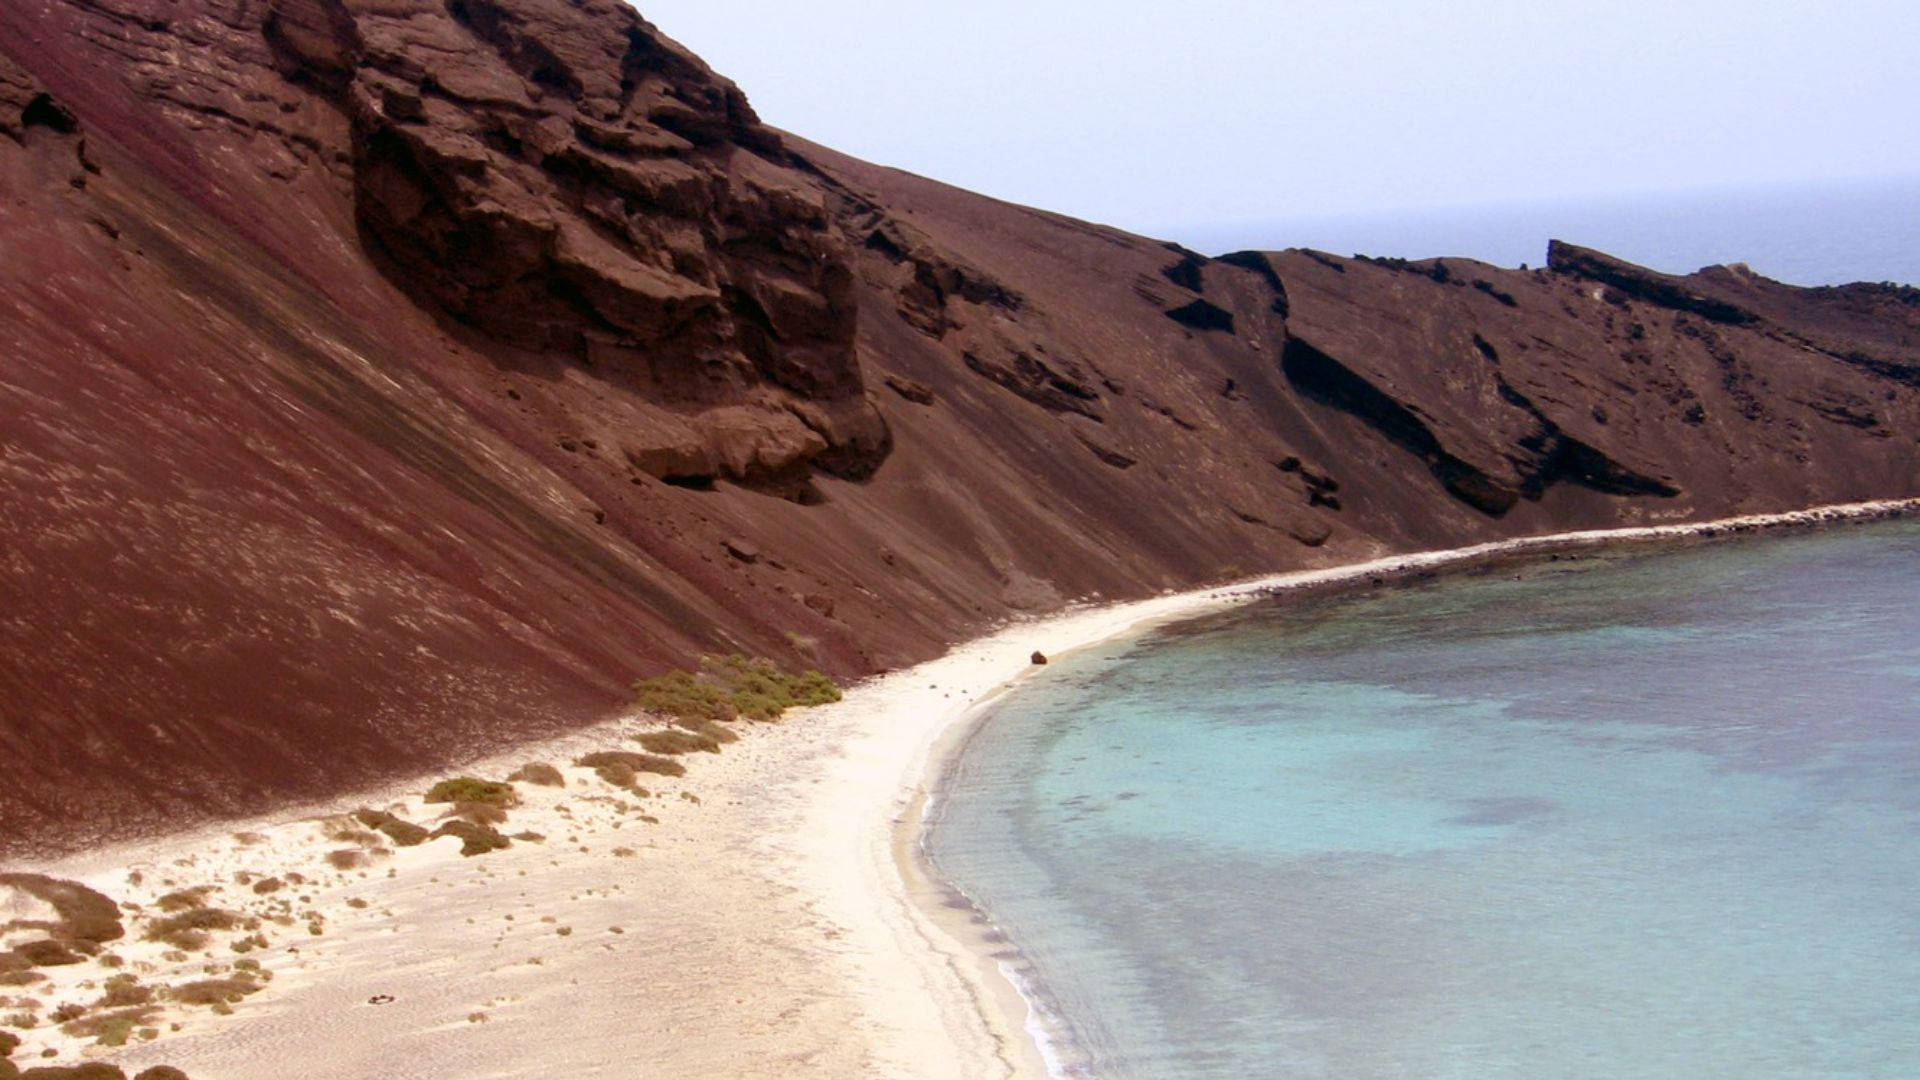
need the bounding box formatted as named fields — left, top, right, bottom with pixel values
left=1, top=0, right=1916, bottom=854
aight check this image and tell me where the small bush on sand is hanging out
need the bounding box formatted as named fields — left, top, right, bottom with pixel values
left=351, top=809, right=429, bottom=847
left=10, top=942, right=80, bottom=969
left=634, top=730, right=719, bottom=756
left=670, top=717, right=739, bottom=744
left=631, top=670, right=734, bottom=722
left=93, top=977, right=151, bottom=1009
left=588, top=761, right=639, bottom=790
left=575, top=751, right=684, bottom=780
left=164, top=978, right=259, bottom=1008
left=142, top=910, right=243, bottom=951
left=699, top=654, right=842, bottom=714
left=314, top=816, right=384, bottom=847
left=61, top=1005, right=157, bottom=1046
left=631, top=655, right=841, bottom=725
left=323, top=850, right=368, bottom=872
left=16, top=1064, right=133, bottom=1079
left=153, top=889, right=212, bottom=915
left=423, top=778, right=517, bottom=808
left=427, top=821, right=510, bottom=858
left=0, top=874, right=125, bottom=949
left=507, top=762, right=565, bottom=788
left=446, top=802, right=508, bottom=826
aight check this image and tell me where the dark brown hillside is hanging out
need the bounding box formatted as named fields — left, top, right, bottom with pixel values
left=1, top=0, right=1915, bottom=854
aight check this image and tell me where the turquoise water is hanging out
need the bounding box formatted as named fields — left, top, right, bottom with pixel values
left=924, top=522, right=1920, bottom=1078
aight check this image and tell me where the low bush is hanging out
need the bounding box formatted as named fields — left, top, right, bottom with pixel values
left=631, top=655, right=841, bottom=725
left=10, top=942, right=80, bottom=969
left=507, top=762, right=565, bottom=787
left=16, top=1065, right=130, bottom=1079
left=634, top=730, right=719, bottom=756
left=427, top=821, right=510, bottom=858
left=152, top=889, right=211, bottom=914
left=0, top=874, right=124, bottom=948
left=631, top=671, right=733, bottom=723
left=93, top=976, right=150, bottom=1009
left=351, top=809, right=429, bottom=847
left=323, top=825, right=383, bottom=848
left=164, top=979, right=259, bottom=1007
left=423, top=778, right=517, bottom=808
left=60, top=1005, right=157, bottom=1046
left=670, top=717, right=739, bottom=744
left=575, top=751, right=684, bottom=780
left=142, top=909, right=244, bottom=951
left=588, top=761, right=639, bottom=790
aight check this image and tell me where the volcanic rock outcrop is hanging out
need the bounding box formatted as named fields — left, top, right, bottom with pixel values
left=2, top=0, right=1917, bottom=852
left=264, top=0, right=888, bottom=491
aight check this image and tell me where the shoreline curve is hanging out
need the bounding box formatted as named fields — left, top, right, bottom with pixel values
left=885, top=497, right=1920, bottom=1079
left=6, top=499, right=1914, bottom=1078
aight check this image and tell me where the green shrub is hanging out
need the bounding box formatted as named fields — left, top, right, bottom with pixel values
left=785, top=670, right=843, bottom=707
left=588, top=760, right=639, bottom=790
left=670, top=717, right=739, bottom=744
left=153, top=889, right=210, bottom=914
left=635, top=730, right=719, bottom=756
left=0, top=874, right=124, bottom=948
left=446, top=801, right=508, bottom=826
left=164, top=978, right=258, bottom=1007
left=575, top=751, right=684, bottom=780
left=631, top=671, right=734, bottom=722
left=351, top=809, right=429, bottom=847
left=142, top=910, right=244, bottom=951
left=423, top=778, right=517, bottom=807
left=93, top=976, right=151, bottom=1009
left=631, top=655, right=841, bottom=725
left=60, top=1005, right=156, bottom=1046
left=427, top=821, right=510, bottom=857
left=507, top=762, right=565, bottom=787
left=16, top=1064, right=130, bottom=1079
left=9, top=941, right=80, bottom=968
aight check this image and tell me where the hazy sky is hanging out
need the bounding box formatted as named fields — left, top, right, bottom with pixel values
left=637, top=1, right=1920, bottom=238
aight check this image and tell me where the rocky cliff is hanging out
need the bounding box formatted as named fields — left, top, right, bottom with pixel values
left=2, top=0, right=1916, bottom=853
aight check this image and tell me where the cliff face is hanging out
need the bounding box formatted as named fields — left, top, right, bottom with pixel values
left=2, top=0, right=1917, bottom=853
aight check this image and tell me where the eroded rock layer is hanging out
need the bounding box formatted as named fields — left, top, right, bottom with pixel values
left=2, top=0, right=1917, bottom=852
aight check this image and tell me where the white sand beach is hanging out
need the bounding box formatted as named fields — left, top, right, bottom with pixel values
left=7, top=499, right=1912, bottom=1079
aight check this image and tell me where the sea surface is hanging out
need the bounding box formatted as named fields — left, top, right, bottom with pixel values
left=923, top=521, right=1920, bottom=1079
left=1176, top=176, right=1920, bottom=288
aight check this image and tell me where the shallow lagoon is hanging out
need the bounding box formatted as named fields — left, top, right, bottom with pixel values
left=925, top=521, right=1920, bottom=1078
